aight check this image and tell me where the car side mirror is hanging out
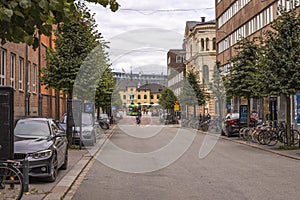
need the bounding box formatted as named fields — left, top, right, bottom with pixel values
left=56, top=130, right=66, bottom=137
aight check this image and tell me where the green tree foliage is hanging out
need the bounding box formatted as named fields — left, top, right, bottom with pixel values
left=42, top=2, right=104, bottom=98
left=95, top=68, right=115, bottom=114
left=224, top=37, right=261, bottom=99
left=179, top=69, right=205, bottom=107
left=223, top=37, right=261, bottom=125
left=261, top=8, right=300, bottom=146
left=111, top=89, right=123, bottom=109
left=0, top=0, right=119, bottom=49
left=159, top=88, right=177, bottom=110
left=41, top=2, right=112, bottom=145
left=209, top=62, right=226, bottom=121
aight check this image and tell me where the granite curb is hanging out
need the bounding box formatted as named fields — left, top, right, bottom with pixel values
left=42, top=126, right=115, bottom=200
left=201, top=129, right=300, bottom=161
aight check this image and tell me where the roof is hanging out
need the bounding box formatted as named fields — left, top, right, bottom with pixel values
left=137, top=83, right=165, bottom=93
left=185, top=19, right=216, bottom=32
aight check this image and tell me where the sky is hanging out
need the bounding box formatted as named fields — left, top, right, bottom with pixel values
left=87, top=0, right=215, bottom=75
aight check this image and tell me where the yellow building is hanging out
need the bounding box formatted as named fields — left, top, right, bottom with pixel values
left=119, top=82, right=164, bottom=107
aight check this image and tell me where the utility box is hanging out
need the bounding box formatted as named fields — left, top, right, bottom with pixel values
left=0, top=87, right=14, bottom=160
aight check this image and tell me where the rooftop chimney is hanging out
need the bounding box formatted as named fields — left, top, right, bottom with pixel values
left=201, top=17, right=205, bottom=22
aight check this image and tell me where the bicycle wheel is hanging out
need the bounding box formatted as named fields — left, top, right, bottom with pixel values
left=257, top=130, right=267, bottom=145
left=242, top=128, right=252, bottom=141
left=0, top=165, right=23, bottom=200
left=265, top=130, right=278, bottom=146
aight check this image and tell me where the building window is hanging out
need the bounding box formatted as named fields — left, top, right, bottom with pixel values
left=19, top=57, right=24, bottom=90
left=32, top=63, right=37, bottom=93
left=27, top=61, right=31, bottom=92
left=144, top=94, right=147, bottom=99
left=212, top=38, right=216, bottom=50
left=123, top=95, right=126, bottom=100
left=157, top=95, right=160, bottom=99
left=150, top=94, right=154, bottom=99
left=176, top=56, right=182, bottom=63
left=138, top=94, right=141, bottom=99
left=206, top=38, right=210, bottom=51
left=10, top=53, right=16, bottom=88
left=203, top=65, right=209, bottom=83
left=201, top=39, right=205, bottom=51
left=0, top=48, right=6, bottom=86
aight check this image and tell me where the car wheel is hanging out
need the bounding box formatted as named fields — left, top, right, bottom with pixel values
left=60, top=149, right=68, bottom=170
left=47, top=154, right=58, bottom=182
left=101, top=123, right=109, bottom=130
left=227, top=132, right=231, bottom=137
left=221, top=129, right=225, bottom=136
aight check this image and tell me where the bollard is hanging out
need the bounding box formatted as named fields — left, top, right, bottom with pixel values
left=22, top=157, right=29, bottom=192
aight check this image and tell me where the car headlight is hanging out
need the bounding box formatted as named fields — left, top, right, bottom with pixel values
left=30, top=150, right=52, bottom=159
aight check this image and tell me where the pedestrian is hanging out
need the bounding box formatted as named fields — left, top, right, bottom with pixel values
left=136, top=110, right=142, bottom=125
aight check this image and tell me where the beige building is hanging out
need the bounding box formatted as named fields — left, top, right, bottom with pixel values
left=184, top=17, right=217, bottom=116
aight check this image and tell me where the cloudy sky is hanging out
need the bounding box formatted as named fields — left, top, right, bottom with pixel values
left=87, top=0, right=215, bottom=75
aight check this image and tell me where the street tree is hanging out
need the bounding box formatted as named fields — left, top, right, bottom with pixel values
left=179, top=68, right=205, bottom=117
left=224, top=37, right=261, bottom=126
left=95, top=67, right=115, bottom=117
left=261, top=8, right=300, bottom=146
left=41, top=2, right=108, bottom=145
left=209, top=62, right=226, bottom=123
left=0, top=0, right=119, bottom=49
left=159, top=88, right=177, bottom=111
left=42, top=2, right=104, bottom=98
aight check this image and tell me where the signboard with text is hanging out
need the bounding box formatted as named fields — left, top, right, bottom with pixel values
left=239, top=105, right=248, bottom=124
left=297, top=93, right=300, bottom=124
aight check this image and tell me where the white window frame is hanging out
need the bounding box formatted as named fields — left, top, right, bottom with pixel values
left=32, top=63, right=37, bottom=93
left=176, top=56, right=182, bottom=63
left=19, top=57, right=24, bottom=91
left=10, top=53, right=16, bottom=88
left=0, top=48, right=6, bottom=86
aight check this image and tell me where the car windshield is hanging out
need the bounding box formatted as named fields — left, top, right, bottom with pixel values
left=82, top=113, right=92, bottom=125
left=228, top=113, right=239, bottom=119
left=14, top=120, right=50, bottom=137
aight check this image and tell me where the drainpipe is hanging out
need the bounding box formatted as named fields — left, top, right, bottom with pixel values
left=25, top=45, right=30, bottom=116
left=38, top=34, right=43, bottom=116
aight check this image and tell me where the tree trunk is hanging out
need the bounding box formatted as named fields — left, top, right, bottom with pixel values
left=55, top=89, right=60, bottom=120
left=247, top=98, right=251, bottom=127
left=286, top=95, right=291, bottom=146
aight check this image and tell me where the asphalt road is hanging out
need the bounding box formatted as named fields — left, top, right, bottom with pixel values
left=70, top=115, right=300, bottom=200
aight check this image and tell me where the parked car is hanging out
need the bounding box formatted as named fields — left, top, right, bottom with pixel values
left=14, top=117, right=68, bottom=182
left=221, top=113, right=255, bottom=137
left=59, top=112, right=98, bottom=146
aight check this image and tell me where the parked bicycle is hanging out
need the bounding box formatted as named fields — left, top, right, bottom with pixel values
left=264, top=121, right=300, bottom=146
left=0, top=160, right=24, bottom=200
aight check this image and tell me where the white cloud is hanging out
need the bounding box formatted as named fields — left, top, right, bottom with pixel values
left=87, top=0, right=215, bottom=74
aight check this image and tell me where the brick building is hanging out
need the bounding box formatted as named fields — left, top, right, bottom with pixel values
left=215, top=0, right=295, bottom=119
left=0, top=33, right=67, bottom=120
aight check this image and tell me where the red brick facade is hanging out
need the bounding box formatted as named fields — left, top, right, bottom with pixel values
left=0, top=34, right=66, bottom=120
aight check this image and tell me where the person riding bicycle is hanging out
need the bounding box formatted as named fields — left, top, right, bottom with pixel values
left=136, top=110, right=142, bottom=125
